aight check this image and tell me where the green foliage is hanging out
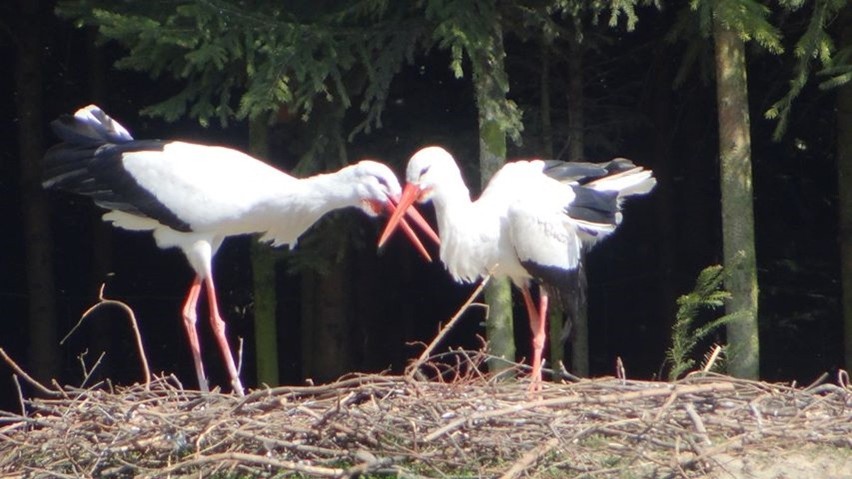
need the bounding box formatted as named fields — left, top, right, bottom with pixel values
left=546, top=0, right=653, bottom=32
left=667, top=0, right=782, bottom=87
left=57, top=0, right=662, bottom=147
left=817, top=44, right=852, bottom=90
left=421, top=0, right=654, bottom=146
left=666, top=265, right=745, bottom=381
left=766, top=0, right=849, bottom=140
left=423, top=0, right=523, bottom=143
left=57, top=0, right=425, bottom=134
left=667, top=0, right=848, bottom=146
left=711, top=0, right=784, bottom=54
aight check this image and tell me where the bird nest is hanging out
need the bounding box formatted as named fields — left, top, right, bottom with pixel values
left=1, top=347, right=850, bottom=479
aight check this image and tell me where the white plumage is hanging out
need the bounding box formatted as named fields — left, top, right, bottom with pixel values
left=379, top=146, right=655, bottom=389
left=44, top=105, right=436, bottom=395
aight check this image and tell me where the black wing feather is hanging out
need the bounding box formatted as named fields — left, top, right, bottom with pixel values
left=566, top=186, right=618, bottom=225
left=542, top=157, right=639, bottom=185
left=42, top=107, right=192, bottom=232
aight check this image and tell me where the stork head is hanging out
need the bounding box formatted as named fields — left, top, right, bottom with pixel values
left=378, top=146, right=460, bottom=250
left=350, top=160, right=439, bottom=261
left=402, top=146, right=461, bottom=204
left=350, top=160, right=404, bottom=218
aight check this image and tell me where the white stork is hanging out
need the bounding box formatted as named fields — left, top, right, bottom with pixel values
left=43, top=105, right=437, bottom=396
left=379, top=146, right=655, bottom=389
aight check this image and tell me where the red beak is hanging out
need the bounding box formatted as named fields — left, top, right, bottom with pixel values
left=379, top=183, right=440, bottom=256
left=382, top=198, right=433, bottom=262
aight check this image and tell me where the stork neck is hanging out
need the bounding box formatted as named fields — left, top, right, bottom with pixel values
left=297, top=168, right=362, bottom=213
left=429, top=176, right=475, bottom=236
left=247, top=167, right=364, bottom=247
left=428, top=174, right=507, bottom=283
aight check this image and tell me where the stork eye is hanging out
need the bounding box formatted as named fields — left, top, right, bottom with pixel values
left=376, top=176, right=389, bottom=188
left=418, top=166, right=431, bottom=177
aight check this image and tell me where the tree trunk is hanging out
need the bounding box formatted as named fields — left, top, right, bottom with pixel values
left=650, top=42, right=679, bottom=369
left=540, top=41, right=553, bottom=159
left=16, top=0, right=60, bottom=385
left=566, top=37, right=585, bottom=163
left=541, top=40, right=564, bottom=375
left=300, top=122, right=353, bottom=383
left=300, top=268, right=315, bottom=380
left=565, top=34, right=589, bottom=378
left=300, top=235, right=352, bottom=383
left=313, top=249, right=351, bottom=382
left=836, top=6, right=852, bottom=374
left=712, top=17, right=760, bottom=379
left=249, top=116, right=280, bottom=387
left=86, top=27, right=115, bottom=381
left=472, top=23, right=515, bottom=373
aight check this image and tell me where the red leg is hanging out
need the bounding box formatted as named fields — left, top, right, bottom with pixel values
left=521, top=287, right=547, bottom=392
left=203, top=276, right=245, bottom=396
left=536, top=288, right=549, bottom=383
left=181, top=276, right=209, bottom=392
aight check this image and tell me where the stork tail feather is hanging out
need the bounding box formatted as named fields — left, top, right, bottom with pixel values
left=50, top=104, right=134, bottom=146
left=587, top=167, right=656, bottom=198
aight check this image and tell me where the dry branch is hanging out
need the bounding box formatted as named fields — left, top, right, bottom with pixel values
left=499, top=437, right=560, bottom=479
left=0, top=348, right=58, bottom=397
left=0, top=352, right=850, bottom=478
left=60, top=283, right=151, bottom=388
left=406, top=274, right=491, bottom=378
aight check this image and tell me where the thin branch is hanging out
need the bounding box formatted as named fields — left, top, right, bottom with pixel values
left=61, top=283, right=151, bottom=389
left=405, top=274, right=492, bottom=378
left=78, top=350, right=106, bottom=389
left=159, top=451, right=344, bottom=477
left=0, top=348, right=59, bottom=396
left=423, top=382, right=737, bottom=442
left=499, top=437, right=560, bottom=479
left=1, top=348, right=849, bottom=478
left=683, top=403, right=711, bottom=446
left=702, top=344, right=723, bottom=372
left=804, top=371, right=830, bottom=391
left=12, top=375, right=25, bottom=416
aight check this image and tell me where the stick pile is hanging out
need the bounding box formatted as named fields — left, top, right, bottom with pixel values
left=1, top=350, right=850, bottom=478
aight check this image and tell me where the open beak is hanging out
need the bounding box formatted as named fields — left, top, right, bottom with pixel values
left=379, top=183, right=440, bottom=257
left=389, top=193, right=440, bottom=246
left=382, top=198, right=434, bottom=262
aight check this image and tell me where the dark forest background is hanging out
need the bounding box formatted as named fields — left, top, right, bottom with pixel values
left=1, top=0, right=848, bottom=409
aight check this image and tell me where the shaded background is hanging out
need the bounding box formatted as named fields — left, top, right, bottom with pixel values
left=0, top=1, right=842, bottom=410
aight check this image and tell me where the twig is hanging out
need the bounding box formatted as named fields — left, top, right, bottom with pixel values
left=683, top=403, right=711, bottom=446
left=343, top=453, right=398, bottom=478
left=23, top=467, right=79, bottom=479
left=405, top=274, right=492, bottom=378
left=78, top=350, right=106, bottom=389
left=838, top=369, right=849, bottom=388
left=804, top=372, right=829, bottom=391
left=749, top=402, right=764, bottom=432
left=653, top=390, right=678, bottom=422
left=676, top=433, right=750, bottom=471
left=0, top=348, right=59, bottom=396
left=158, top=451, right=344, bottom=477
left=556, top=360, right=582, bottom=382
left=12, top=375, right=25, bottom=416
left=702, top=344, right=723, bottom=372
left=2, top=352, right=850, bottom=478
left=61, top=283, right=151, bottom=389
left=616, top=356, right=626, bottom=383
left=423, top=382, right=736, bottom=442
left=236, top=337, right=244, bottom=377
left=498, top=437, right=559, bottom=479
